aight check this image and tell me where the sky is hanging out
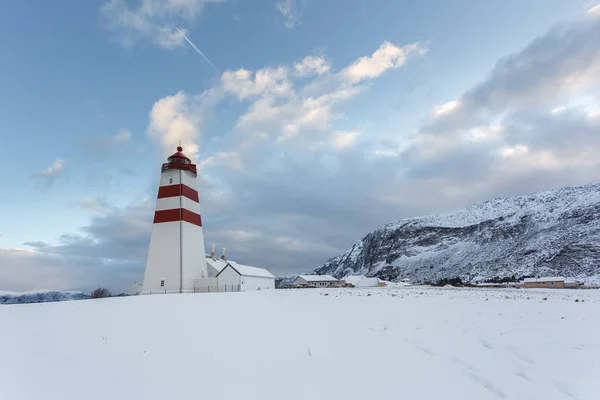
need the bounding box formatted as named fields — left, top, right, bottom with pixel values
left=1, top=0, right=600, bottom=294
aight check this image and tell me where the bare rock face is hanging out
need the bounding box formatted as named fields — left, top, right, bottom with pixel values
left=312, top=183, right=600, bottom=284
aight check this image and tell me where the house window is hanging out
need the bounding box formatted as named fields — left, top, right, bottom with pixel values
left=160, top=280, right=165, bottom=287
left=169, top=178, right=173, bottom=184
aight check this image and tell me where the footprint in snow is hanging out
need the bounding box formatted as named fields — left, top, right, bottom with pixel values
left=506, top=345, right=535, bottom=365
left=514, top=368, right=532, bottom=382
left=451, top=356, right=506, bottom=399
left=552, top=380, right=581, bottom=400
left=415, top=344, right=434, bottom=356
left=479, top=338, right=494, bottom=350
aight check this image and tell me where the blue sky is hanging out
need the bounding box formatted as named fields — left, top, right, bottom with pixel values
left=1, top=0, right=600, bottom=293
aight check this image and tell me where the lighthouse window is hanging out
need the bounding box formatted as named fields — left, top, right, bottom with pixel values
left=169, top=178, right=173, bottom=184
left=160, top=280, right=165, bottom=287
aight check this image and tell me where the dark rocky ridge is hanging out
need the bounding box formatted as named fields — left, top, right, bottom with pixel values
left=309, top=183, right=600, bottom=284
left=0, top=291, right=90, bottom=305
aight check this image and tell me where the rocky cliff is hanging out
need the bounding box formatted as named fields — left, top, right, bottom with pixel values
left=312, top=183, right=600, bottom=284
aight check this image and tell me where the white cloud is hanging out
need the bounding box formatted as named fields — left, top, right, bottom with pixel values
left=33, top=158, right=66, bottom=191
left=221, top=67, right=292, bottom=100
left=230, top=40, right=423, bottom=142
left=588, top=4, right=600, bottom=15
left=432, top=100, right=460, bottom=118
left=340, top=41, right=424, bottom=84
left=147, top=91, right=203, bottom=158
left=236, top=95, right=334, bottom=142
left=294, top=56, right=331, bottom=77
left=198, top=151, right=245, bottom=172
left=276, top=0, right=301, bottom=29
left=372, top=149, right=400, bottom=158
left=332, top=131, right=360, bottom=149
left=101, top=0, right=224, bottom=49
left=39, top=159, right=65, bottom=177
left=466, top=125, right=504, bottom=142
left=500, top=144, right=529, bottom=158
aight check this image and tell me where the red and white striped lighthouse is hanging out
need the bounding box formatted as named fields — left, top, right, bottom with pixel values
left=142, top=146, right=208, bottom=294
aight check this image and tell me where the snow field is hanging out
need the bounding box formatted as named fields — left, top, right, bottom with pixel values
left=0, top=286, right=598, bottom=400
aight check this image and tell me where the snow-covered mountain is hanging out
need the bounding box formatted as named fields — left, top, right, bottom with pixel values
left=0, top=290, right=89, bottom=305
left=312, top=183, right=600, bottom=284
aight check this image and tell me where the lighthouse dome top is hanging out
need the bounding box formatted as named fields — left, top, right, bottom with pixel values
left=167, top=146, right=192, bottom=163
left=161, top=145, right=197, bottom=177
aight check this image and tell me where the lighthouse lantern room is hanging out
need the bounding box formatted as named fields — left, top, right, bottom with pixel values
left=142, top=146, right=208, bottom=294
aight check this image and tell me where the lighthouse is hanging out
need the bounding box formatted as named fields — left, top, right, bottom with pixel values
left=142, top=146, right=208, bottom=294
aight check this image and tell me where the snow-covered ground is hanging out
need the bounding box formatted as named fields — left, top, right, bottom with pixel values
left=1, top=286, right=598, bottom=400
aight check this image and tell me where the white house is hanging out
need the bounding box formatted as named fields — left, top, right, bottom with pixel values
left=292, top=275, right=340, bottom=287
left=343, top=275, right=381, bottom=287
left=216, top=261, right=276, bottom=291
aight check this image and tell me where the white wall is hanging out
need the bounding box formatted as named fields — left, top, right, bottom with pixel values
left=241, top=276, right=275, bottom=291
left=159, top=169, right=181, bottom=186
left=181, top=221, right=208, bottom=291
left=142, top=221, right=181, bottom=294
left=217, top=266, right=241, bottom=288
left=181, top=171, right=196, bottom=188
left=155, top=196, right=198, bottom=212
left=354, top=278, right=379, bottom=288
left=194, top=277, right=217, bottom=288
left=292, top=276, right=308, bottom=285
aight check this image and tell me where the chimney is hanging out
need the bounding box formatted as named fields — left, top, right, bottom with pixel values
left=221, top=246, right=227, bottom=261
left=210, top=244, right=216, bottom=260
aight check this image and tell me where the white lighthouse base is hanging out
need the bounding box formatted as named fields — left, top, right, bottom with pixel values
left=141, top=221, right=208, bottom=294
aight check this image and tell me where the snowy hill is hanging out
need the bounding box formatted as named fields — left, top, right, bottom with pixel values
left=314, top=183, right=600, bottom=284
left=0, top=287, right=598, bottom=400
left=0, top=290, right=89, bottom=304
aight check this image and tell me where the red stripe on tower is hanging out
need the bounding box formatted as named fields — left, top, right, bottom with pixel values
left=153, top=208, right=202, bottom=226
left=157, top=184, right=199, bottom=203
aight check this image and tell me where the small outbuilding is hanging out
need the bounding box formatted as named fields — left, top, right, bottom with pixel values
left=522, top=277, right=565, bottom=288
left=522, top=277, right=584, bottom=289
left=216, top=261, right=275, bottom=291
left=292, top=275, right=340, bottom=287
left=343, top=275, right=382, bottom=288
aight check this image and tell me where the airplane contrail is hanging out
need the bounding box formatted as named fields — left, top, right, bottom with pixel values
left=176, top=27, right=220, bottom=73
